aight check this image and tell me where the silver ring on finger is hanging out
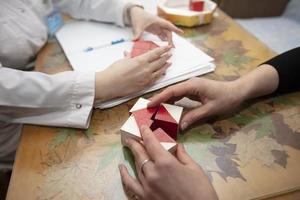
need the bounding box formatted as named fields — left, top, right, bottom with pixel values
left=140, top=159, right=151, bottom=175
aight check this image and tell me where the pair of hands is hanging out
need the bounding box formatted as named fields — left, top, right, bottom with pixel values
left=149, top=64, right=280, bottom=130
left=95, top=7, right=183, bottom=102
left=119, top=126, right=218, bottom=200
left=118, top=65, right=279, bottom=199
left=117, top=78, right=238, bottom=200
left=116, top=16, right=280, bottom=198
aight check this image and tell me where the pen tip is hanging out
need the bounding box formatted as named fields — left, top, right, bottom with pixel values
left=84, top=47, right=93, bottom=52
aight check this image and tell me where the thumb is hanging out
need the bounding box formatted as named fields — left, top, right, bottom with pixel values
left=180, top=103, right=212, bottom=130
left=176, top=144, right=195, bottom=166
left=132, top=27, right=144, bottom=40
left=123, top=51, right=131, bottom=58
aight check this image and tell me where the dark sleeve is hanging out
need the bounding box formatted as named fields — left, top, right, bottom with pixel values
left=263, top=47, right=300, bottom=94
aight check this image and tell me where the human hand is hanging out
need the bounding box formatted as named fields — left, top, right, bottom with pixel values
left=130, top=7, right=183, bottom=46
left=148, top=78, right=245, bottom=130
left=95, top=45, right=172, bottom=102
left=119, top=126, right=218, bottom=200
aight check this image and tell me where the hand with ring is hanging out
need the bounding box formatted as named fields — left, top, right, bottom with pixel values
left=119, top=126, right=218, bottom=200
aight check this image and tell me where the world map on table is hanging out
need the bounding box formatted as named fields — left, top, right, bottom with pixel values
left=37, top=94, right=300, bottom=200
left=35, top=16, right=300, bottom=200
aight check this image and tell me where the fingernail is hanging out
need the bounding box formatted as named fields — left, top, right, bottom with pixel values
left=181, top=122, right=188, bottom=130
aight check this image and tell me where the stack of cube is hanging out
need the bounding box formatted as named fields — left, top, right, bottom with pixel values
left=120, top=98, right=183, bottom=153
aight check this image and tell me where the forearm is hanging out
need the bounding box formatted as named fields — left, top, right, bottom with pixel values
left=232, top=47, right=300, bottom=102
left=233, top=64, right=279, bottom=102
left=95, top=71, right=116, bottom=102
left=263, top=47, right=300, bottom=94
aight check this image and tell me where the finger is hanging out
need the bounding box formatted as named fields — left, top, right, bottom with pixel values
left=139, top=45, right=172, bottom=62
left=150, top=62, right=171, bottom=83
left=180, top=103, right=212, bottom=130
left=166, top=31, right=174, bottom=47
left=161, top=20, right=184, bottom=35
left=125, top=138, right=155, bottom=177
left=124, top=51, right=131, bottom=58
left=119, top=164, right=144, bottom=198
left=157, top=32, right=168, bottom=42
left=149, top=51, right=172, bottom=72
left=148, top=81, right=193, bottom=107
left=176, top=144, right=196, bottom=166
left=133, top=27, right=144, bottom=41
left=140, top=126, right=169, bottom=162
left=163, top=62, right=172, bottom=73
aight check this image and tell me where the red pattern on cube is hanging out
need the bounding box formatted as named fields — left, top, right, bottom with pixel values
left=189, top=0, right=204, bottom=11
left=151, top=120, right=179, bottom=140
left=132, top=105, right=179, bottom=141
left=154, top=105, right=177, bottom=123
left=131, top=40, right=159, bottom=58
left=132, top=108, right=156, bottom=128
left=153, top=128, right=176, bottom=143
left=121, top=98, right=183, bottom=153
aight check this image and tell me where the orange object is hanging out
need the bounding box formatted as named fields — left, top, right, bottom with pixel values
left=157, top=0, right=217, bottom=27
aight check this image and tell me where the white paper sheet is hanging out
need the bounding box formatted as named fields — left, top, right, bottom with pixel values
left=56, top=21, right=215, bottom=109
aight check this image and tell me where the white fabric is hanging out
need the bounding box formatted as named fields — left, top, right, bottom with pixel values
left=0, top=0, right=141, bottom=69
left=0, top=66, right=95, bottom=128
left=0, top=0, right=141, bottom=170
left=0, top=64, right=95, bottom=170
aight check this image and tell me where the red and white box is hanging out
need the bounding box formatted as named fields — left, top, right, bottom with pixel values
left=120, top=98, right=183, bottom=153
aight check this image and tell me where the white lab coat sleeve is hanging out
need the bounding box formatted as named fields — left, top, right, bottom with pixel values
left=53, top=0, right=142, bottom=27
left=0, top=65, right=95, bottom=129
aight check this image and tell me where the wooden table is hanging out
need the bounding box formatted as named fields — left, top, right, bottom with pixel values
left=7, top=9, right=300, bottom=200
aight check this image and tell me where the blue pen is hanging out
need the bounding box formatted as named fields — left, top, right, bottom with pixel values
left=84, top=38, right=127, bottom=52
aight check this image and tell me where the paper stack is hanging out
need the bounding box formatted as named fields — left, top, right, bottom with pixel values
left=56, top=21, right=215, bottom=109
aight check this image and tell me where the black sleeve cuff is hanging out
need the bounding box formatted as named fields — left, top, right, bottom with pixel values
left=262, top=47, right=300, bottom=94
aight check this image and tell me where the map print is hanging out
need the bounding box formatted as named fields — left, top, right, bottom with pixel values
left=30, top=11, right=300, bottom=200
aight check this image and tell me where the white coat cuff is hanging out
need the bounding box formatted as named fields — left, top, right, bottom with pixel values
left=116, top=0, right=142, bottom=27
left=67, top=72, right=95, bottom=129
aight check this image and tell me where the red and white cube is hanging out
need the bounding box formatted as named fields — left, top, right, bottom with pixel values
left=120, top=98, right=183, bottom=153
